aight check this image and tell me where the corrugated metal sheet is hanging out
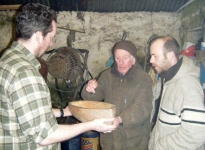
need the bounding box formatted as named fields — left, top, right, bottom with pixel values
left=0, top=0, right=191, bottom=12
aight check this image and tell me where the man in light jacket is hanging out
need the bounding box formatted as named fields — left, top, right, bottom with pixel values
left=148, top=35, right=205, bottom=150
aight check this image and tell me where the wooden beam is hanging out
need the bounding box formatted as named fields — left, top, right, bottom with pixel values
left=0, top=5, right=22, bottom=10
left=176, top=0, right=195, bottom=12
left=57, top=26, right=85, bottom=33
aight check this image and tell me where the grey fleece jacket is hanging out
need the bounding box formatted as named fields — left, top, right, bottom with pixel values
left=149, top=56, right=205, bottom=150
left=81, top=63, right=153, bottom=150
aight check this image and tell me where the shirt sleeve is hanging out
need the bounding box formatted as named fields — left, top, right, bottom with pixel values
left=10, top=69, right=58, bottom=143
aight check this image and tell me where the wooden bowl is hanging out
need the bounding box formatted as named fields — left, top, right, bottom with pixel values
left=68, top=100, right=116, bottom=124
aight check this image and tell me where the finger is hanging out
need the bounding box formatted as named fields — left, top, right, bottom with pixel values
left=88, top=88, right=95, bottom=93
left=90, top=83, right=96, bottom=90
left=104, top=117, right=115, bottom=121
left=86, top=86, right=93, bottom=93
left=86, top=83, right=95, bottom=93
left=103, top=130, right=112, bottom=134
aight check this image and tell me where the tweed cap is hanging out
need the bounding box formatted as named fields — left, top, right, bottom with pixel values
left=112, top=40, right=137, bottom=59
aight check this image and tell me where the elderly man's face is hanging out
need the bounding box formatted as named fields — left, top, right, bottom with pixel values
left=114, top=49, right=135, bottom=75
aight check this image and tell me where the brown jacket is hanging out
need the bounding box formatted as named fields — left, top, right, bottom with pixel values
left=81, top=63, right=153, bottom=150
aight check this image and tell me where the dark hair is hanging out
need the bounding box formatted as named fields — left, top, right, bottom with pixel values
left=149, top=35, right=180, bottom=58
left=16, top=3, right=57, bottom=40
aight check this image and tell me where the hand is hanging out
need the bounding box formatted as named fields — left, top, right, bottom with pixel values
left=116, top=116, right=122, bottom=125
left=63, top=106, right=72, bottom=117
left=86, top=79, right=98, bottom=93
left=91, top=118, right=118, bottom=133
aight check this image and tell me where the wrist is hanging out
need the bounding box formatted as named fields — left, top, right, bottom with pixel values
left=117, top=116, right=123, bottom=126
left=60, top=108, right=64, bottom=118
left=117, top=116, right=122, bottom=123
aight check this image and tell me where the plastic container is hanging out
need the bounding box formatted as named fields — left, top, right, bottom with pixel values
left=180, top=45, right=195, bottom=56
left=202, top=83, right=205, bottom=103
left=61, top=135, right=81, bottom=150
left=200, top=64, right=205, bottom=85
left=182, top=42, right=194, bottom=50
left=61, top=116, right=81, bottom=150
left=81, top=131, right=100, bottom=150
left=201, top=42, right=205, bottom=50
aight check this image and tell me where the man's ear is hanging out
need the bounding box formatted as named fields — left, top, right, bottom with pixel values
left=167, top=51, right=175, bottom=61
left=35, top=31, right=43, bottom=45
left=132, top=57, right=136, bottom=65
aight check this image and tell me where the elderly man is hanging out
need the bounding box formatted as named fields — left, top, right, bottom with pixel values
left=148, top=35, right=205, bottom=150
left=81, top=40, right=153, bottom=150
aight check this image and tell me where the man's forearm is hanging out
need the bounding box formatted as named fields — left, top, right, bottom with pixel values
left=40, top=123, right=92, bottom=146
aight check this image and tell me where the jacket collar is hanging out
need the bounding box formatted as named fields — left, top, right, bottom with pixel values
left=110, top=62, right=138, bottom=78
left=162, top=57, right=182, bottom=83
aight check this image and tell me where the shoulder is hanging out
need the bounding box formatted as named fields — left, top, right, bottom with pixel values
left=135, top=65, right=152, bottom=84
left=2, top=51, right=35, bottom=72
left=99, top=68, right=112, bottom=77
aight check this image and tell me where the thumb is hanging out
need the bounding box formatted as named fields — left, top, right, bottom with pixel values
left=102, top=117, right=115, bottom=125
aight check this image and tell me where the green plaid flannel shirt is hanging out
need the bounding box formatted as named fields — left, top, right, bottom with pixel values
left=0, top=42, right=60, bottom=150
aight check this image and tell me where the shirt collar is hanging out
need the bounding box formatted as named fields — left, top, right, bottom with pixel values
left=12, top=41, right=41, bottom=69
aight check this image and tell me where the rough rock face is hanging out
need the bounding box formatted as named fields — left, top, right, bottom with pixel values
left=0, top=10, right=180, bottom=77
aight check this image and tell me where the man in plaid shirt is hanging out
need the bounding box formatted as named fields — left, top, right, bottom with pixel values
left=0, top=3, right=118, bottom=150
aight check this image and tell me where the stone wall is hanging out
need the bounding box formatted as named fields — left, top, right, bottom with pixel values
left=0, top=11, right=181, bottom=77
left=180, top=0, right=205, bottom=47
